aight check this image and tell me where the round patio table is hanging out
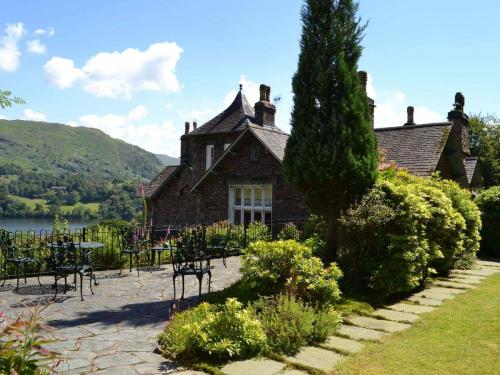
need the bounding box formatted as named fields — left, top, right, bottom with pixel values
left=150, top=244, right=174, bottom=269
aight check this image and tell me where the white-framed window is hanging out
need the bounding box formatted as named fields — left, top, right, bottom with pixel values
left=206, top=144, right=215, bottom=170
left=228, top=185, right=272, bottom=225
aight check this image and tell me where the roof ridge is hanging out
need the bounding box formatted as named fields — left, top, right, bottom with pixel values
left=375, top=122, right=452, bottom=131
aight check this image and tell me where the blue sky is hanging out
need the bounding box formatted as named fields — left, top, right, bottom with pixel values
left=1, top=0, right=499, bottom=157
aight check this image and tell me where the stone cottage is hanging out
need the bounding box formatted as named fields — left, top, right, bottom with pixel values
left=144, top=74, right=481, bottom=227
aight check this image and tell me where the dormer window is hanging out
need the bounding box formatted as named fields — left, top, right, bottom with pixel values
left=206, top=144, right=214, bottom=170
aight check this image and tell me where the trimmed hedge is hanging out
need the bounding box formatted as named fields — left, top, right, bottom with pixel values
left=476, top=186, right=500, bottom=257
left=338, top=169, right=481, bottom=297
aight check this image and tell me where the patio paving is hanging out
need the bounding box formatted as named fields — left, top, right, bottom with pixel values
left=0, top=256, right=242, bottom=374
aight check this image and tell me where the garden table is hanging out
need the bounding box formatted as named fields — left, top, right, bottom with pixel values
left=150, top=243, right=175, bottom=269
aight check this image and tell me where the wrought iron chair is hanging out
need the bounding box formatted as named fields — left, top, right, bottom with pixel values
left=171, top=227, right=211, bottom=300
left=205, top=225, right=231, bottom=268
left=49, top=238, right=97, bottom=301
left=0, top=230, right=41, bottom=290
left=150, top=227, right=178, bottom=269
left=118, top=227, right=150, bottom=276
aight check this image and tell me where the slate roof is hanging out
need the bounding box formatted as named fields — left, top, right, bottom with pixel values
left=464, top=156, right=479, bottom=184
left=142, top=165, right=179, bottom=198
left=189, top=90, right=256, bottom=135
left=374, top=123, right=452, bottom=177
left=249, top=125, right=289, bottom=161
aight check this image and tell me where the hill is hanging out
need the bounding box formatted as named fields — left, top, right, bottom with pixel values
left=155, top=153, right=179, bottom=166
left=0, top=119, right=163, bottom=180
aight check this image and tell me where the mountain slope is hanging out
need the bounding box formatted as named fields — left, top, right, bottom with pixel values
left=0, top=119, right=164, bottom=180
left=155, top=153, right=179, bottom=166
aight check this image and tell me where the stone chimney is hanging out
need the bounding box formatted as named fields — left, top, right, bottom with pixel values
left=358, top=71, right=375, bottom=127
left=184, top=121, right=190, bottom=134
left=447, top=92, right=471, bottom=156
left=404, top=106, right=415, bottom=126
left=254, top=84, right=276, bottom=127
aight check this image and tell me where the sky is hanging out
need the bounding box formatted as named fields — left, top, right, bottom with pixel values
left=1, top=1, right=499, bottom=157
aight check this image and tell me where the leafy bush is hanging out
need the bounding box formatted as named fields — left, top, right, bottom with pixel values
left=277, top=222, right=302, bottom=241
left=242, top=240, right=342, bottom=306
left=338, top=169, right=482, bottom=297
left=0, top=307, right=60, bottom=375
left=251, top=294, right=341, bottom=355
left=246, top=221, right=271, bottom=243
left=476, top=186, right=500, bottom=257
left=338, top=179, right=431, bottom=297
left=158, top=298, right=266, bottom=362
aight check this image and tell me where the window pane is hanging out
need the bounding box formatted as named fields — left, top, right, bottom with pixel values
left=264, top=187, right=272, bottom=207
left=243, top=210, right=252, bottom=225
left=254, top=188, right=263, bottom=207
left=234, top=209, right=241, bottom=225
left=244, top=188, right=252, bottom=206
left=254, top=211, right=262, bottom=222
left=234, top=188, right=241, bottom=206
left=264, top=211, right=272, bottom=224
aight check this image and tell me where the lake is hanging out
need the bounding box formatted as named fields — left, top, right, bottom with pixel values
left=0, top=217, right=97, bottom=233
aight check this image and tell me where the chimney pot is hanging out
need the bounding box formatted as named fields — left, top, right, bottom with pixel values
left=184, top=121, right=190, bottom=134
left=358, top=71, right=368, bottom=94
left=193, top=121, right=197, bottom=130
left=254, top=84, right=276, bottom=126
left=405, top=106, right=415, bottom=125
left=453, top=92, right=465, bottom=112
left=259, top=84, right=267, bottom=101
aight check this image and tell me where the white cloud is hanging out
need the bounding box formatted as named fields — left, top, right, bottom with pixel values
left=44, top=57, right=85, bottom=89
left=369, top=75, right=443, bottom=127
left=224, top=75, right=260, bottom=107
left=77, top=106, right=180, bottom=155
left=0, top=114, right=7, bottom=120
left=44, top=42, right=183, bottom=99
left=177, top=109, right=215, bottom=123
left=26, top=39, right=46, bottom=54
left=366, top=73, right=376, bottom=99
left=34, top=27, right=55, bottom=37
left=0, top=23, right=26, bottom=72
left=23, top=108, right=47, bottom=121
left=66, top=120, right=78, bottom=127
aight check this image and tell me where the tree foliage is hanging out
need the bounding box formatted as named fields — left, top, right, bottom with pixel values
left=469, top=114, right=500, bottom=187
left=0, top=90, right=25, bottom=109
left=283, top=0, right=378, bottom=259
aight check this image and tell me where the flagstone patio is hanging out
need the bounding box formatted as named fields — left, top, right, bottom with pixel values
left=0, top=257, right=241, bottom=374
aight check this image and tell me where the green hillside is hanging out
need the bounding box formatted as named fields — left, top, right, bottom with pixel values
left=155, top=153, right=179, bottom=166
left=0, top=119, right=163, bottom=180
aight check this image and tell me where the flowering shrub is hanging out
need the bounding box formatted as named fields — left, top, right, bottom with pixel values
left=242, top=240, right=342, bottom=306
left=251, top=294, right=341, bottom=355
left=0, top=307, right=60, bottom=375
left=277, top=222, right=302, bottom=241
left=158, top=298, right=266, bottom=362
left=476, top=186, right=500, bottom=257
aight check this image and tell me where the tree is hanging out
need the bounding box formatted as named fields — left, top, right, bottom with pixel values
left=0, top=90, right=25, bottom=109
left=283, top=0, right=378, bottom=260
left=469, top=114, right=500, bottom=187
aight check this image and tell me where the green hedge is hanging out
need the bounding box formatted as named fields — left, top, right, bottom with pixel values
left=338, top=169, right=481, bottom=297
left=476, top=186, right=500, bottom=257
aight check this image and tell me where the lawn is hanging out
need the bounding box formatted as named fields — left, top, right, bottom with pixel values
left=336, top=273, right=500, bottom=375
left=9, top=195, right=49, bottom=209
left=60, top=202, right=100, bottom=214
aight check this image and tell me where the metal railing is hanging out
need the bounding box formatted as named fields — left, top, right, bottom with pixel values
left=0, top=219, right=306, bottom=279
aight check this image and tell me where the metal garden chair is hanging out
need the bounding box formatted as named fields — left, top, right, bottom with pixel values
left=118, top=227, right=151, bottom=276
left=0, top=230, right=41, bottom=290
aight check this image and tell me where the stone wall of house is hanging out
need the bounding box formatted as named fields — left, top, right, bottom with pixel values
left=151, top=131, right=308, bottom=227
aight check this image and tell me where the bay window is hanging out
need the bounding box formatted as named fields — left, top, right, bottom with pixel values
left=229, top=185, right=272, bottom=225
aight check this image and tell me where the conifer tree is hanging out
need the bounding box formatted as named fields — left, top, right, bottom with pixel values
left=283, top=0, right=378, bottom=260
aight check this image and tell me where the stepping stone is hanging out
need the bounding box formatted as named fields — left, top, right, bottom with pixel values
left=221, top=359, right=286, bottom=375
left=347, top=316, right=411, bottom=333
left=407, top=296, right=443, bottom=306
left=434, top=280, right=475, bottom=289
left=447, top=275, right=483, bottom=284
left=278, top=370, right=309, bottom=375
left=133, top=361, right=178, bottom=374
left=94, top=352, right=142, bottom=369
left=371, top=308, right=419, bottom=323
left=93, top=365, right=137, bottom=375
left=387, top=302, right=435, bottom=315
left=322, top=335, right=365, bottom=354
left=412, top=287, right=462, bottom=301
left=476, top=260, right=500, bottom=268
left=452, top=268, right=497, bottom=277
left=286, top=346, right=345, bottom=372
left=337, top=324, right=388, bottom=341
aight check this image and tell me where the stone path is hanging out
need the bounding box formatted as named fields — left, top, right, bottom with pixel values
left=0, top=257, right=241, bottom=374
left=1, top=258, right=498, bottom=374
left=220, top=259, right=500, bottom=375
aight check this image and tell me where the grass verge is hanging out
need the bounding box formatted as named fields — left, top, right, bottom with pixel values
left=335, top=273, right=500, bottom=375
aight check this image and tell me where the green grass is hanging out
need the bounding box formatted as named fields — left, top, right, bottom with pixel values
left=60, top=202, right=100, bottom=214
left=8, top=195, right=48, bottom=209
left=336, top=273, right=500, bottom=375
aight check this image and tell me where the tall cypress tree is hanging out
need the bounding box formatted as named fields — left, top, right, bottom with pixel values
left=283, top=0, right=378, bottom=260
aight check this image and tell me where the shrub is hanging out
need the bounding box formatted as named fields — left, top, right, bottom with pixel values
left=476, top=186, right=500, bottom=257
left=338, top=178, right=431, bottom=297
left=277, top=222, right=302, bottom=241
left=251, top=294, right=341, bottom=355
left=158, top=298, right=266, bottom=362
left=0, top=307, right=60, bottom=375
left=246, top=221, right=271, bottom=243
left=242, top=240, right=342, bottom=306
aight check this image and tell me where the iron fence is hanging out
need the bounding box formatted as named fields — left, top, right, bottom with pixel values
left=0, top=219, right=306, bottom=279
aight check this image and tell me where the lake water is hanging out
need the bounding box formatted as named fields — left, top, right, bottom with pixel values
left=0, top=217, right=97, bottom=233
